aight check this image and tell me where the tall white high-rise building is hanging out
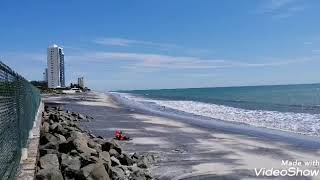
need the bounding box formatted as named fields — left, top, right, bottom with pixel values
left=47, top=44, right=65, bottom=88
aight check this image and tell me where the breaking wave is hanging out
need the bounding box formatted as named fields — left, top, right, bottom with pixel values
left=110, top=92, right=320, bottom=136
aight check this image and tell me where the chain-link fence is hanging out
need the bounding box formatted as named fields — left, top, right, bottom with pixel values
left=0, top=61, right=41, bottom=179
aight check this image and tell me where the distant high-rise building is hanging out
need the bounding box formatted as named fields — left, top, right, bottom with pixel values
left=47, top=44, right=65, bottom=88
left=43, top=68, right=48, bottom=82
left=78, top=77, right=84, bottom=88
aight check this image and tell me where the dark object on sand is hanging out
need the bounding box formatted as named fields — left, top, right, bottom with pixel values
left=115, top=130, right=131, bottom=141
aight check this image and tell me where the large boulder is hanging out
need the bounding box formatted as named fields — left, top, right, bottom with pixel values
left=54, top=133, right=67, bottom=144
left=61, top=153, right=81, bottom=178
left=36, top=168, right=64, bottom=180
left=118, top=153, right=134, bottom=166
left=69, top=131, right=96, bottom=154
left=40, top=133, right=59, bottom=146
left=59, top=140, right=76, bottom=153
left=110, top=166, right=127, bottom=180
left=80, top=163, right=111, bottom=180
left=39, top=154, right=60, bottom=169
left=49, top=113, right=59, bottom=122
left=42, top=122, right=50, bottom=134
left=39, top=149, right=59, bottom=157
left=79, top=152, right=99, bottom=167
left=110, top=156, right=121, bottom=167
left=101, top=139, right=122, bottom=154
left=137, top=156, right=150, bottom=169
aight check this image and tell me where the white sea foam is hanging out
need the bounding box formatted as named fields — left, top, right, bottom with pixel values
left=111, top=92, right=320, bottom=136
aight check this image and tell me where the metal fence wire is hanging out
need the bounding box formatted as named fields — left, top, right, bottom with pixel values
left=0, top=61, right=40, bottom=179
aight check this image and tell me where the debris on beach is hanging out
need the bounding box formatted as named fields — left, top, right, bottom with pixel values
left=114, top=130, right=131, bottom=141
left=36, top=106, right=153, bottom=180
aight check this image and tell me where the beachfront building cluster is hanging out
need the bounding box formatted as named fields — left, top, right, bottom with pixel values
left=47, top=44, right=65, bottom=88
left=78, top=77, right=84, bottom=88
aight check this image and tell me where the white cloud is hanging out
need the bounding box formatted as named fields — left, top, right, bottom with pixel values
left=93, top=37, right=213, bottom=56
left=94, top=37, right=178, bottom=49
left=67, top=51, right=317, bottom=70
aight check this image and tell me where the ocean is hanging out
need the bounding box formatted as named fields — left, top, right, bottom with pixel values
left=111, top=84, right=320, bottom=137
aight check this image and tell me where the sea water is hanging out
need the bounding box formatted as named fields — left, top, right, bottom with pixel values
left=111, top=84, right=320, bottom=136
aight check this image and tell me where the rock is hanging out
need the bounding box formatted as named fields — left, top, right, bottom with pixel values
left=61, top=153, right=81, bottom=178
left=110, top=166, right=127, bottom=180
left=40, top=133, right=59, bottom=146
left=61, top=153, right=81, bottom=171
left=101, top=139, right=122, bottom=154
left=59, top=140, right=76, bottom=153
left=39, top=154, right=60, bottom=169
left=109, top=149, right=120, bottom=157
left=88, top=139, right=101, bottom=150
left=129, top=169, right=152, bottom=180
left=55, top=133, right=67, bottom=143
left=137, top=156, right=150, bottom=169
left=79, top=152, right=99, bottom=167
left=77, top=113, right=86, bottom=120
left=36, top=168, right=64, bottom=180
left=70, top=131, right=96, bottom=154
left=80, top=163, right=111, bottom=180
left=118, top=153, right=134, bottom=166
left=42, top=122, right=50, bottom=133
left=49, top=123, right=59, bottom=132
left=49, top=114, right=59, bottom=122
left=52, top=124, right=69, bottom=135
left=39, top=149, right=59, bottom=157
left=39, top=142, right=58, bottom=150
left=110, top=156, right=121, bottom=166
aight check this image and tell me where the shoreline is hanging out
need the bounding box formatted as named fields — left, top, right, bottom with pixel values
left=43, top=92, right=320, bottom=179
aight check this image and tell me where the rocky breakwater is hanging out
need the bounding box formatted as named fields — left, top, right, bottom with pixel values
left=36, top=106, right=154, bottom=180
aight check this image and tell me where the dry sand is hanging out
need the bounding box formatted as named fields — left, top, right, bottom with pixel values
left=43, top=92, right=320, bottom=180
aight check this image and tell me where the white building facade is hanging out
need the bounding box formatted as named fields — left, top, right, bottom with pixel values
left=47, top=44, right=65, bottom=88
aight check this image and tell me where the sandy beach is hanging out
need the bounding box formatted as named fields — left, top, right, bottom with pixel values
left=43, top=92, right=320, bottom=180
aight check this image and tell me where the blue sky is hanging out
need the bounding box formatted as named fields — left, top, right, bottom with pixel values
left=1, top=0, right=320, bottom=90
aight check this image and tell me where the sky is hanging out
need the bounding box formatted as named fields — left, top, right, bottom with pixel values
left=1, top=0, right=320, bottom=91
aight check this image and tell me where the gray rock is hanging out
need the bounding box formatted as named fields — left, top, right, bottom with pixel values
left=111, top=156, right=121, bottom=166
left=88, top=139, right=101, bottom=150
left=61, top=153, right=81, bottom=178
left=49, top=123, right=59, bottom=132
left=99, top=151, right=111, bottom=168
left=61, top=153, right=81, bottom=171
left=137, top=157, right=150, bottom=169
left=77, top=113, right=86, bottom=120
left=101, top=139, right=122, bottom=154
left=42, top=122, right=50, bottom=133
left=49, top=114, right=59, bottom=122
left=54, top=133, right=67, bottom=143
left=39, top=154, right=60, bottom=169
left=53, top=124, right=69, bottom=135
left=118, top=153, right=134, bottom=166
left=70, top=131, right=96, bottom=154
left=59, top=140, right=76, bottom=153
left=36, top=168, right=64, bottom=180
left=109, top=148, right=120, bottom=157
left=39, top=149, right=59, bottom=157
left=80, top=163, right=111, bottom=180
left=110, top=166, right=127, bottom=180
left=79, top=152, right=99, bottom=167
left=40, top=133, right=59, bottom=146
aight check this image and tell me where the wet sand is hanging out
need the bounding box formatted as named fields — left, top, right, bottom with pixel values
left=43, top=92, right=320, bottom=180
